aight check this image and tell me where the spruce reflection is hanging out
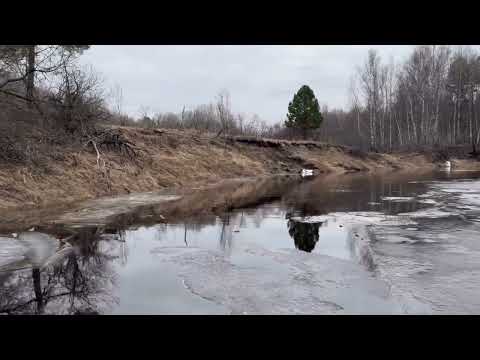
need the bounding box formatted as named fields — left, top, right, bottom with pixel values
left=287, top=218, right=322, bottom=253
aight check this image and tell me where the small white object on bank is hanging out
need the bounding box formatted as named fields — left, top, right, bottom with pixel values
left=301, top=169, right=314, bottom=177
left=444, top=161, right=451, bottom=171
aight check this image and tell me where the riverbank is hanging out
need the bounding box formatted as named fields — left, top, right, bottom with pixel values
left=1, top=125, right=479, bottom=211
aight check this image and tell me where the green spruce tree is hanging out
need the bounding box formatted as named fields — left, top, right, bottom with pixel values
left=285, top=85, right=323, bottom=139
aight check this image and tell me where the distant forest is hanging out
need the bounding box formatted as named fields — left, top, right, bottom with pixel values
left=1, top=45, right=480, bottom=157
left=129, top=46, right=480, bottom=153
left=323, top=46, right=480, bottom=153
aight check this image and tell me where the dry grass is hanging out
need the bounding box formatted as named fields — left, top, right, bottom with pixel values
left=1, top=126, right=478, bottom=211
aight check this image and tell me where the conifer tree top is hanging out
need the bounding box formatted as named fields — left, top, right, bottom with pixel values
left=285, top=85, right=323, bottom=131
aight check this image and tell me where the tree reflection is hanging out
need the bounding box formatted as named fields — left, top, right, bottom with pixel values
left=219, top=212, right=233, bottom=254
left=0, top=227, right=120, bottom=315
left=287, top=219, right=322, bottom=252
left=31, top=268, right=44, bottom=314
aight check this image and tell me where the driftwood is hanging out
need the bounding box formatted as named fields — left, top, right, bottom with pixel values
left=84, top=137, right=111, bottom=191
left=86, top=139, right=104, bottom=168
left=86, top=128, right=138, bottom=158
left=83, top=128, right=141, bottom=191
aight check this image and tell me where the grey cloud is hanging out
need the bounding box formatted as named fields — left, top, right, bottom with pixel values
left=79, top=45, right=425, bottom=123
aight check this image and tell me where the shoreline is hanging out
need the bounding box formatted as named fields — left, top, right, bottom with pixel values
left=1, top=126, right=480, bottom=213
left=2, top=168, right=479, bottom=235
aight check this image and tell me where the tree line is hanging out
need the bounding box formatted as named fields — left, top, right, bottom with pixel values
left=323, top=45, right=480, bottom=153
left=125, top=45, right=480, bottom=153
left=122, top=89, right=286, bottom=139
left=2, top=45, right=480, bottom=155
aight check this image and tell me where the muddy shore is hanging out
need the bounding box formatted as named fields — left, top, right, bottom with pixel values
left=0, top=169, right=475, bottom=236
left=1, top=126, right=480, bottom=212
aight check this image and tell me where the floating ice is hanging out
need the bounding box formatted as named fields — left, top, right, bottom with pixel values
left=0, top=232, right=72, bottom=271
left=289, top=215, right=332, bottom=223
left=327, top=212, right=417, bottom=226
left=153, top=246, right=404, bottom=314
left=0, top=236, right=26, bottom=268
left=381, top=196, right=415, bottom=202
left=398, top=209, right=457, bottom=218
left=417, top=198, right=439, bottom=205
left=16, top=232, right=59, bottom=267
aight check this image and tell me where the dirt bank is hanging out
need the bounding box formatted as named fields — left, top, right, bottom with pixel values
left=1, top=125, right=479, bottom=211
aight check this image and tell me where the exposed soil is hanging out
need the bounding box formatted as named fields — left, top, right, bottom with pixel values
left=1, top=125, right=479, bottom=212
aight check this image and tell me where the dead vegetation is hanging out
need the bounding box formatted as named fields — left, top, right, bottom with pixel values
left=2, top=125, right=477, bottom=212
left=0, top=46, right=470, bottom=222
left=1, top=47, right=480, bottom=213
left=86, top=128, right=139, bottom=158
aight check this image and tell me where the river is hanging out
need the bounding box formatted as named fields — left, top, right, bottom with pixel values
left=2, top=170, right=480, bottom=314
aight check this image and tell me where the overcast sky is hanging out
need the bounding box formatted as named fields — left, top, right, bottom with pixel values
left=80, top=45, right=418, bottom=123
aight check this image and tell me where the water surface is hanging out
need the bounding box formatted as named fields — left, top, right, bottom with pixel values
left=2, top=170, right=480, bottom=314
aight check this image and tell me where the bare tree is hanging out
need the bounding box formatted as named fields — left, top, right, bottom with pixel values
left=358, top=49, right=382, bottom=151
left=215, top=89, right=233, bottom=139
left=0, top=45, right=89, bottom=104
left=51, top=64, right=108, bottom=133
left=111, top=83, right=124, bottom=116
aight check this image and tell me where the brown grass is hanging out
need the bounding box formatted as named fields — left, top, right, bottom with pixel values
left=1, top=126, right=479, bottom=211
